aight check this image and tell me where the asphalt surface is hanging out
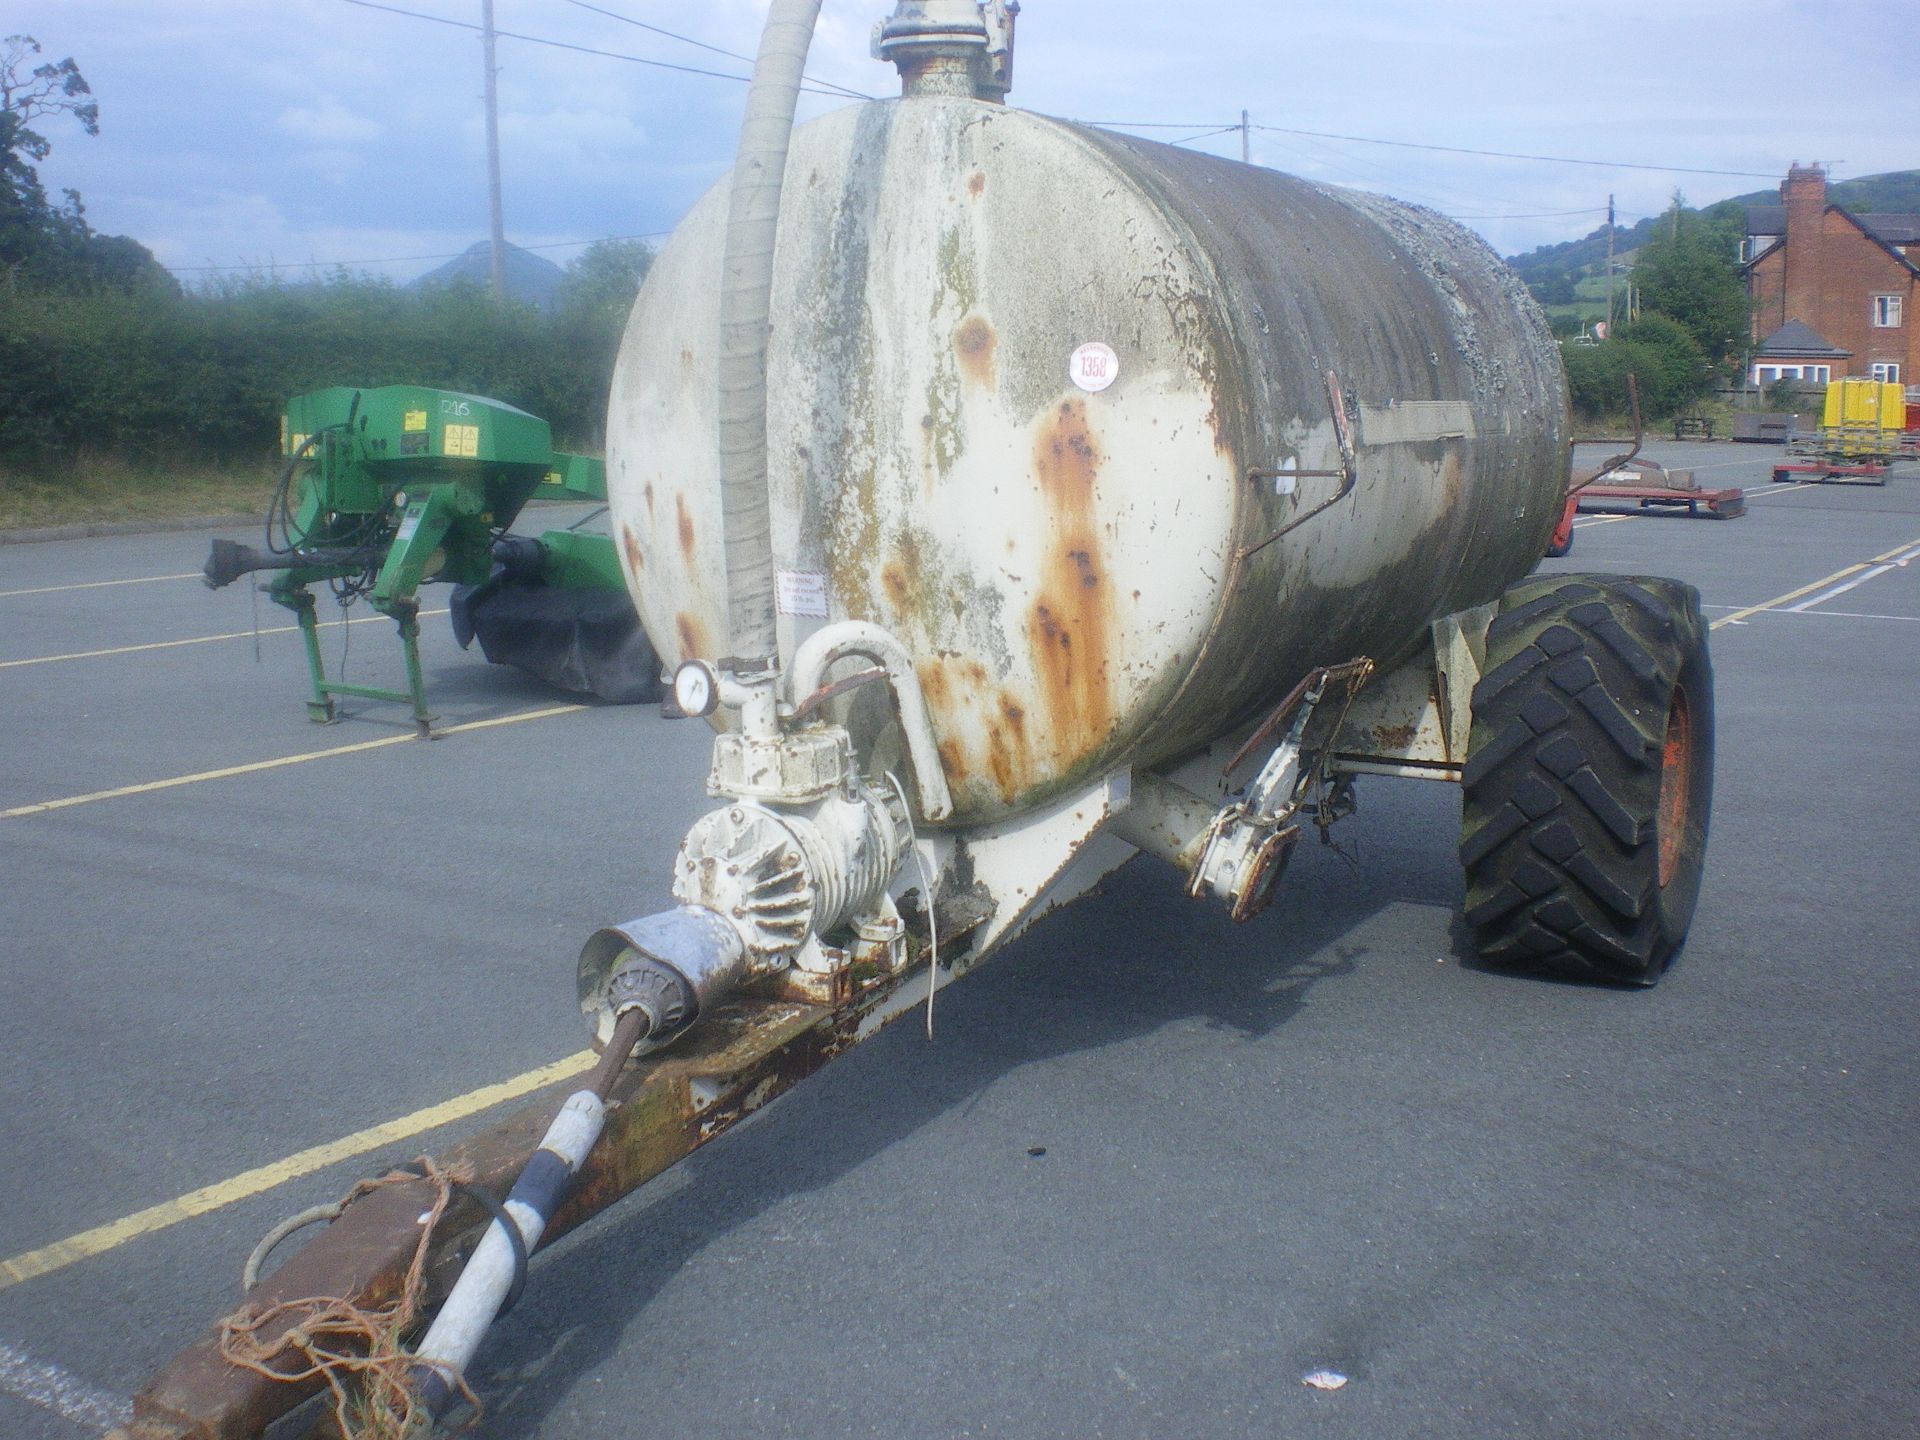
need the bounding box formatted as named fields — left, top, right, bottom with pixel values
left=1, top=446, right=1916, bottom=1440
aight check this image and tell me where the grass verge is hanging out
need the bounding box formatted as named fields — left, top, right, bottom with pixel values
left=0, top=462, right=275, bottom=531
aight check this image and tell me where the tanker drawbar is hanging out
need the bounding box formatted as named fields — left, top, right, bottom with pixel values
left=122, top=5, right=1713, bottom=1435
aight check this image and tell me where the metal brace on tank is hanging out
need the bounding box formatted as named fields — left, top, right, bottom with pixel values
left=1187, top=659, right=1375, bottom=921
left=1239, top=370, right=1360, bottom=562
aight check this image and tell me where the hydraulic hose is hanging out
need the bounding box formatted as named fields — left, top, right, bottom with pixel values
left=716, top=0, right=823, bottom=665
left=408, top=1007, right=647, bottom=1421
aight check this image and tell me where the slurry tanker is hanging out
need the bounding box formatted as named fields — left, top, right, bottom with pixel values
left=123, top=4, right=1711, bottom=1434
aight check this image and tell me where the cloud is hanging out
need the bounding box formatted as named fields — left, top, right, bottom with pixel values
left=278, top=98, right=382, bottom=146
left=493, top=108, right=652, bottom=172
left=11, top=0, right=1918, bottom=272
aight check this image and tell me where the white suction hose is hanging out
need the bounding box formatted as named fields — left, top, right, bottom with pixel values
left=717, top=0, right=824, bottom=664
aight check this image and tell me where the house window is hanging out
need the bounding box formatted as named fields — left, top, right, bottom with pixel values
left=1870, top=362, right=1901, bottom=383
left=1872, top=294, right=1903, bottom=327
left=1753, top=364, right=1830, bottom=385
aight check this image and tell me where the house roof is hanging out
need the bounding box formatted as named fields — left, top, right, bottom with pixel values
left=1866, top=214, right=1920, bottom=244
left=1740, top=207, right=1920, bottom=280
left=1745, top=202, right=1920, bottom=247
left=1755, top=320, right=1850, bottom=358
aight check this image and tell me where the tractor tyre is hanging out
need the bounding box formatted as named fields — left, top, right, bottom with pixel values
left=1459, top=574, right=1713, bottom=985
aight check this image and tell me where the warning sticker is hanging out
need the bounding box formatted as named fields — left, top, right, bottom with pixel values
left=443, top=423, right=480, bottom=458
left=1069, top=341, right=1119, bottom=393
left=402, top=409, right=428, bottom=433
left=776, top=570, right=829, bottom=618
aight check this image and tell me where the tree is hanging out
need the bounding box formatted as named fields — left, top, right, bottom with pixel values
left=1, top=34, right=168, bottom=291
left=1629, top=194, right=1749, bottom=371
left=1560, top=315, right=1709, bottom=421
left=558, top=238, right=654, bottom=322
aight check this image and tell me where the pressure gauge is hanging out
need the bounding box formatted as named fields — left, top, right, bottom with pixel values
left=671, top=660, right=720, bottom=718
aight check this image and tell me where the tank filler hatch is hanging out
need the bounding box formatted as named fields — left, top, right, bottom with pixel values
left=873, top=0, right=1018, bottom=100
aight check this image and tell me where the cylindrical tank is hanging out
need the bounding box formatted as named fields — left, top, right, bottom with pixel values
left=607, top=97, right=1568, bottom=823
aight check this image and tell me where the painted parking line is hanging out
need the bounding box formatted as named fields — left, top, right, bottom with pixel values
left=0, top=701, right=588, bottom=820
left=1786, top=539, right=1920, bottom=612
left=1711, top=534, right=1920, bottom=631
left=0, top=572, right=200, bottom=599
left=0, top=608, right=450, bottom=670
left=1703, top=605, right=1920, bottom=623
left=0, top=1339, right=130, bottom=1431
left=0, top=1050, right=594, bottom=1293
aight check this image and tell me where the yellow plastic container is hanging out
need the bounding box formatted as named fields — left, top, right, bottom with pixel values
left=1822, top=378, right=1905, bottom=431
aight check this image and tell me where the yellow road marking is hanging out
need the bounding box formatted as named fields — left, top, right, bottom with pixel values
left=1711, top=534, right=1920, bottom=631
left=0, top=702, right=588, bottom=819
left=0, top=1050, right=594, bottom=1292
left=0, top=608, right=449, bottom=670
left=0, top=572, right=200, bottom=599
left=1571, top=515, right=1633, bottom=530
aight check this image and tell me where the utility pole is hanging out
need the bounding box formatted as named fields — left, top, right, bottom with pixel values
left=1604, top=192, right=1615, bottom=336
left=1240, top=109, right=1251, bottom=165
left=481, top=0, right=508, bottom=302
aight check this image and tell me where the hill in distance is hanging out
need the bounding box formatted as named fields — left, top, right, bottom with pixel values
left=410, top=241, right=565, bottom=310
left=1504, top=169, right=1920, bottom=287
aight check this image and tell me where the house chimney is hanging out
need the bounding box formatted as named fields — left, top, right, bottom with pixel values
left=1781, top=163, right=1826, bottom=326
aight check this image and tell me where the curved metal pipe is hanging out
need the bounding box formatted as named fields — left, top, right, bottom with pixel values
left=789, top=620, right=955, bottom=822
left=717, top=0, right=823, bottom=664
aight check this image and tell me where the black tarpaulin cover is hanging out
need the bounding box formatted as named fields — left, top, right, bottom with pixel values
left=451, top=579, right=663, bottom=704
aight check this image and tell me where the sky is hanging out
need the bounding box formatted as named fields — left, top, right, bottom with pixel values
left=7, top=0, right=1915, bottom=286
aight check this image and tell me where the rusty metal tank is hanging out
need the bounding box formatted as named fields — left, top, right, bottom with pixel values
left=606, top=96, right=1568, bottom=823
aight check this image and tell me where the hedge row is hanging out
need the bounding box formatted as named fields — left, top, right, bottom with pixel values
left=0, top=273, right=625, bottom=469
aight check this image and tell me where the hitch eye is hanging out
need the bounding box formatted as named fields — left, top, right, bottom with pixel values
left=671, top=660, right=720, bottom=719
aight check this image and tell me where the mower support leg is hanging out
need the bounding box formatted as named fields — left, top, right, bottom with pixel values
left=369, top=488, right=473, bottom=735
left=396, top=601, right=431, bottom=736
left=284, top=588, right=336, bottom=725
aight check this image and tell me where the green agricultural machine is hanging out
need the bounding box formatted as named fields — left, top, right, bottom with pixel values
left=204, top=385, right=659, bottom=730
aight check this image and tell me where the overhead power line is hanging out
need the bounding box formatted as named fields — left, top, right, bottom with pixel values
left=1443, top=206, right=1611, bottom=220
left=170, top=231, right=672, bottom=275
left=1075, top=116, right=1778, bottom=180
left=1166, top=125, right=1244, bottom=148
left=555, top=0, right=874, bottom=101
left=1252, top=123, right=1780, bottom=179
left=339, top=0, right=864, bottom=99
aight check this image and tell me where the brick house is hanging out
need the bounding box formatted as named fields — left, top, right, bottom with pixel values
left=1742, top=165, right=1918, bottom=389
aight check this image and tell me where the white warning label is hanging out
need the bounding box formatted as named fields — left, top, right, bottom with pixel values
left=776, top=570, right=829, bottom=618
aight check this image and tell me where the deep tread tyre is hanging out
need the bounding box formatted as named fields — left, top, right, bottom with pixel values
left=1459, top=573, right=1713, bottom=985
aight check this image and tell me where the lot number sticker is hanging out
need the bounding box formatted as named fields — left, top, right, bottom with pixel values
left=1069, top=342, right=1119, bottom=393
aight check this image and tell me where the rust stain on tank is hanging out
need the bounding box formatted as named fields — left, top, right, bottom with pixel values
left=917, top=660, right=952, bottom=710
left=954, top=313, right=996, bottom=389
left=620, top=522, right=644, bottom=574
left=675, top=493, right=695, bottom=565
left=967, top=170, right=986, bottom=197
left=984, top=692, right=1033, bottom=802
left=643, top=482, right=656, bottom=519
left=675, top=612, right=708, bottom=662
left=1026, top=398, right=1115, bottom=763
left=1371, top=721, right=1419, bottom=750
left=882, top=564, right=910, bottom=610
left=937, top=737, right=969, bottom=784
